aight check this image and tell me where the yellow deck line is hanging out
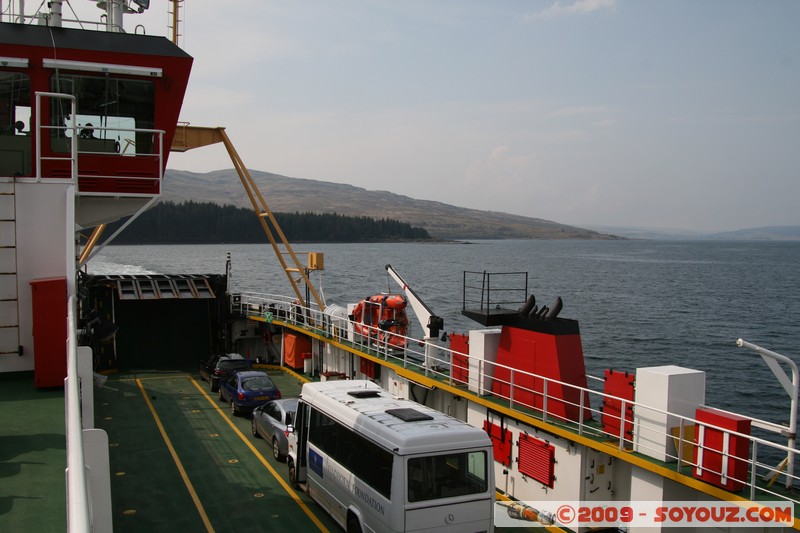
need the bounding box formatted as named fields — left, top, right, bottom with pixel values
left=136, top=378, right=214, bottom=533
left=117, top=374, right=189, bottom=382
left=188, top=377, right=330, bottom=533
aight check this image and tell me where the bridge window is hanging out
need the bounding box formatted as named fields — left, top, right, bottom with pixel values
left=50, top=73, right=154, bottom=155
left=0, top=70, right=31, bottom=176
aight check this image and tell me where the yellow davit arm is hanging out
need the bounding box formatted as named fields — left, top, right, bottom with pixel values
left=171, top=124, right=325, bottom=311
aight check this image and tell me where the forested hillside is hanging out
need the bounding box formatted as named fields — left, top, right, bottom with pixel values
left=105, top=201, right=431, bottom=244
left=161, top=169, right=621, bottom=240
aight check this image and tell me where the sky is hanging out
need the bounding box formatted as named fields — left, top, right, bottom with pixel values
left=63, top=0, right=799, bottom=232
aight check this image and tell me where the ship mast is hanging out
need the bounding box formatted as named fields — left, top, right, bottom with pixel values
left=47, top=0, right=63, bottom=26
left=168, top=0, right=184, bottom=45
left=97, top=0, right=151, bottom=32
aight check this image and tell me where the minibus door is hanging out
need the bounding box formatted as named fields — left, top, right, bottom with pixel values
left=294, top=401, right=309, bottom=483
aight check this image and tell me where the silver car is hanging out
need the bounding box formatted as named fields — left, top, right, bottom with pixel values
left=251, top=398, right=298, bottom=461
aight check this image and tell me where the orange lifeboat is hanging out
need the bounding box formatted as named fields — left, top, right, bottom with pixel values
left=350, top=293, right=409, bottom=349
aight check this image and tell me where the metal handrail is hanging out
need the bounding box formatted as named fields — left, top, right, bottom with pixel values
left=36, top=92, right=77, bottom=183
left=65, top=295, right=91, bottom=532
left=34, top=91, right=165, bottom=188
left=462, top=270, right=529, bottom=311
left=233, top=290, right=800, bottom=509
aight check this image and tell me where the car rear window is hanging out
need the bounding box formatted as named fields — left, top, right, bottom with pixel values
left=242, top=376, right=275, bottom=391
left=219, top=360, right=249, bottom=370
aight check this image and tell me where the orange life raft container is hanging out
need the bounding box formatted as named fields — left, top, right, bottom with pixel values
left=350, top=293, right=409, bottom=349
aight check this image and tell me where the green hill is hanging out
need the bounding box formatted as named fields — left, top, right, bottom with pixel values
left=161, top=169, right=621, bottom=240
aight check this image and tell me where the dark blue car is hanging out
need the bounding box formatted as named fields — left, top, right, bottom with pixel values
left=218, top=371, right=281, bottom=416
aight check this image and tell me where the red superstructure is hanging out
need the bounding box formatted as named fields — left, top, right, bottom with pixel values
left=461, top=272, right=592, bottom=422
left=0, top=15, right=193, bottom=374
left=1, top=22, right=192, bottom=222
left=490, top=323, right=592, bottom=422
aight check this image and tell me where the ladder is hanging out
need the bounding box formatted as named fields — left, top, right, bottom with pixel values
left=0, top=180, right=21, bottom=355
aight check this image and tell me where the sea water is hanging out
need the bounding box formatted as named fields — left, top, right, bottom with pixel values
left=89, top=239, right=800, bottom=430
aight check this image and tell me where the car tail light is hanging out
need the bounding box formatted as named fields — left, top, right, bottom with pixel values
left=284, top=429, right=290, bottom=438
left=214, top=369, right=224, bottom=376
left=237, top=392, right=246, bottom=401
left=276, top=391, right=282, bottom=399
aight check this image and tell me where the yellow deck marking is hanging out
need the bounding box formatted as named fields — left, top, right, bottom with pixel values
left=136, top=378, right=215, bottom=533
left=188, top=377, right=330, bottom=533
left=119, top=374, right=189, bottom=382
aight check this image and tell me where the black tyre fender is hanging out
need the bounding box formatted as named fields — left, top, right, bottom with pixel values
left=346, top=513, right=362, bottom=533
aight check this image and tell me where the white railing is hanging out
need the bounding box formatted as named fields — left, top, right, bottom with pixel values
left=34, top=91, right=165, bottom=190
left=65, top=296, right=91, bottom=532
left=0, top=6, right=133, bottom=32
left=233, top=291, right=800, bottom=510
left=36, top=92, right=77, bottom=182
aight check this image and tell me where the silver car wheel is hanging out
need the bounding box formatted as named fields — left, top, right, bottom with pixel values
left=272, top=437, right=281, bottom=460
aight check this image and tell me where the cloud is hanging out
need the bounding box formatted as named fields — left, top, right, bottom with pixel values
left=549, top=105, right=616, bottom=117
left=526, top=0, right=616, bottom=20
left=465, top=145, right=539, bottom=194
left=490, top=145, right=509, bottom=159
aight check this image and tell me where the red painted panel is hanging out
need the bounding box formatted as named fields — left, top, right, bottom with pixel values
left=359, top=358, right=379, bottom=379
left=518, top=433, right=555, bottom=487
left=31, top=277, right=67, bottom=388
left=693, top=407, right=751, bottom=491
left=449, top=333, right=469, bottom=384
left=483, top=420, right=512, bottom=467
left=602, top=369, right=635, bottom=440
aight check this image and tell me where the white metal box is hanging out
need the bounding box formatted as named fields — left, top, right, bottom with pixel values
left=633, top=365, right=705, bottom=462
left=468, top=328, right=501, bottom=395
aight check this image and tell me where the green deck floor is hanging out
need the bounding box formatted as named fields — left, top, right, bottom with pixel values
left=1, top=365, right=536, bottom=532
left=95, top=368, right=341, bottom=532
left=0, top=368, right=345, bottom=533
left=0, top=372, right=67, bottom=532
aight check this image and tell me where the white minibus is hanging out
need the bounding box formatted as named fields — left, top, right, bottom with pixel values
left=287, top=380, right=494, bottom=533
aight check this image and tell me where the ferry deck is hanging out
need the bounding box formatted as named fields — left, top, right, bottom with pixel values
left=0, top=368, right=344, bottom=533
